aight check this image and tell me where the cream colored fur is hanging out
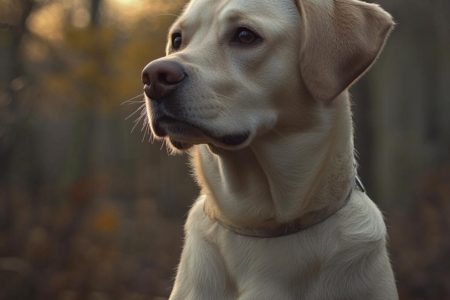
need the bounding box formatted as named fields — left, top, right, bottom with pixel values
left=143, top=0, right=398, bottom=299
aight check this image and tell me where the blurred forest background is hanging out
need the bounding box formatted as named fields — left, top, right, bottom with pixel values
left=0, top=0, right=448, bottom=299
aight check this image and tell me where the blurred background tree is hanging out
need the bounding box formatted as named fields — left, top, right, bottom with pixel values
left=0, top=0, right=449, bottom=299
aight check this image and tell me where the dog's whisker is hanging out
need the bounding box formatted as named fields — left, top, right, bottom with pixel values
left=145, top=122, right=154, bottom=144
left=140, top=112, right=150, bottom=142
left=141, top=129, right=147, bottom=143
left=139, top=109, right=150, bottom=142
left=131, top=109, right=147, bottom=133
left=144, top=125, right=150, bottom=143
left=121, top=93, right=145, bottom=106
left=130, top=121, right=141, bottom=134
left=123, top=100, right=145, bottom=106
left=147, top=124, right=155, bottom=144
left=125, top=103, right=146, bottom=120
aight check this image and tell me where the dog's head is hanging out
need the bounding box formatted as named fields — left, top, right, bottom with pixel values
left=142, top=0, right=394, bottom=151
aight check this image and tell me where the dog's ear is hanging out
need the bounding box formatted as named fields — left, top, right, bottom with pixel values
left=297, top=0, right=394, bottom=102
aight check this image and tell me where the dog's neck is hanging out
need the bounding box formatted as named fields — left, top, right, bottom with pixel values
left=192, top=93, right=356, bottom=230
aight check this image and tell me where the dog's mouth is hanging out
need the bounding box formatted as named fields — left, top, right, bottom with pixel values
left=152, top=116, right=250, bottom=151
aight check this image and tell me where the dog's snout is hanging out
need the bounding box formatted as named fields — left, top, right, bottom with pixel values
left=142, top=60, right=186, bottom=100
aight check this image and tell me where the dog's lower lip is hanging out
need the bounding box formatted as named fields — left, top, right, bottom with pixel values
left=153, top=116, right=250, bottom=148
left=219, top=133, right=250, bottom=146
left=170, top=139, right=192, bottom=150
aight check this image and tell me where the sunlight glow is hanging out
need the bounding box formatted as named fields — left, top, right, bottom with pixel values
left=27, top=1, right=65, bottom=41
left=105, top=0, right=187, bottom=21
left=27, top=0, right=186, bottom=43
left=106, top=0, right=185, bottom=24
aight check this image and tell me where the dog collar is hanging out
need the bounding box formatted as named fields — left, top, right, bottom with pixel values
left=208, top=176, right=366, bottom=239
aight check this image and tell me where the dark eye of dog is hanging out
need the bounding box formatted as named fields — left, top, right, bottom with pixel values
left=233, top=27, right=261, bottom=45
left=172, top=33, right=182, bottom=50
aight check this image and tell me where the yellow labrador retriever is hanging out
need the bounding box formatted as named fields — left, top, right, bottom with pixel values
left=141, top=0, right=398, bottom=299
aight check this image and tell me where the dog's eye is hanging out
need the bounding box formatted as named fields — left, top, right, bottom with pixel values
left=172, top=32, right=182, bottom=50
left=232, top=27, right=261, bottom=45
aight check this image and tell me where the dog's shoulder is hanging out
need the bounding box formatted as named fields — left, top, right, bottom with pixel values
left=315, top=192, right=397, bottom=300
left=337, top=191, right=388, bottom=246
left=184, top=195, right=217, bottom=237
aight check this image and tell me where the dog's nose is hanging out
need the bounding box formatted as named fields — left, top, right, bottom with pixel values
left=142, top=60, right=186, bottom=100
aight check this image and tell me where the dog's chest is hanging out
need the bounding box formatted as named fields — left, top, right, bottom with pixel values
left=185, top=199, right=347, bottom=299
left=217, top=229, right=334, bottom=298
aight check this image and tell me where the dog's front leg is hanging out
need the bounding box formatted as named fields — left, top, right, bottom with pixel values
left=169, top=202, right=236, bottom=300
left=169, top=234, right=236, bottom=300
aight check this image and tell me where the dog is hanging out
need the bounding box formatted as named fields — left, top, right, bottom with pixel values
left=141, top=0, right=398, bottom=299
